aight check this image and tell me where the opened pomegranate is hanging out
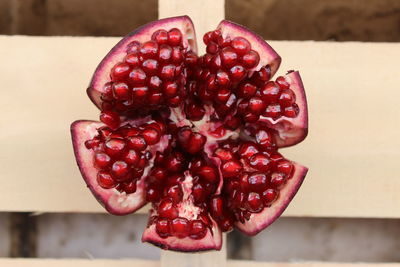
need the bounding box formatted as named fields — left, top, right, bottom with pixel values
left=71, top=16, right=308, bottom=251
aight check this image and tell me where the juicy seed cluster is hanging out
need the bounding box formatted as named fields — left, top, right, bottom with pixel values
left=183, top=30, right=299, bottom=127
left=147, top=153, right=219, bottom=240
left=213, top=131, right=294, bottom=224
left=100, top=28, right=192, bottom=115
left=84, top=120, right=164, bottom=193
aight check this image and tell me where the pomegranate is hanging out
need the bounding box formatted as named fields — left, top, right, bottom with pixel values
left=71, top=16, right=308, bottom=251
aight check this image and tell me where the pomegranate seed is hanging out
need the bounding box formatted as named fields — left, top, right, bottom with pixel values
left=260, top=81, right=280, bottom=103
left=197, top=166, right=218, bottom=183
left=249, top=153, right=271, bottom=172
left=164, top=152, right=185, bottom=172
left=128, top=68, right=147, bottom=86
left=166, top=184, right=183, bottom=204
left=158, top=198, right=179, bottom=219
left=221, top=160, right=243, bottom=178
left=270, top=172, right=286, bottom=189
left=248, top=97, right=266, bottom=114
left=127, top=136, right=147, bottom=151
left=186, top=133, right=206, bottom=154
left=279, top=89, right=296, bottom=107
left=210, top=54, right=222, bottom=71
left=152, top=29, right=169, bottom=44
left=211, top=30, right=222, bottom=41
left=243, top=112, right=259, bottom=123
left=142, top=59, right=159, bottom=75
left=156, top=218, right=170, bottom=238
left=97, top=171, right=116, bottom=189
left=192, top=183, right=206, bottom=203
left=132, top=86, right=149, bottom=100
left=220, top=47, right=238, bottom=68
left=99, top=110, right=120, bottom=129
left=112, top=82, right=131, bottom=100
left=238, top=82, right=257, bottom=99
left=159, top=64, right=176, bottom=80
left=203, top=31, right=213, bottom=45
left=148, top=76, right=162, bottom=90
left=140, top=41, right=159, bottom=59
left=216, top=70, right=230, bottom=87
left=232, top=190, right=246, bottom=208
left=239, top=142, right=259, bottom=159
left=239, top=173, right=250, bottom=192
left=246, top=192, right=263, bottom=212
left=216, top=89, right=231, bottom=103
left=224, top=114, right=241, bottom=130
left=255, top=129, right=274, bottom=148
left=218, top=217, right=233, bottom=232
left=171, top=46, right=184, bottom=63
left=229, top=65, right=246, bottom=82
left=142, top=128, right=161, bottom=145
left=248, top=173, right=268, bottom=192
left=252, top=65, right=271, bottom=86
left=168, top=28, right=182, bottom=46
left=94, top=152, right=111, bottom=169
left=217, top=35, right=231, bottom=47
left=171, top=217, right=190, bottom=239
left=213, top=148, right=234, bottom=161
left=168, top=95, right=182, bottom=107
left=264, top=103, right=282, bottom=119
left=148, top=91, right=162, bottom=105
left=284, top=104, right=299, bottom=118
left=210, top=196, right=225, bottom=219
left=163, top=81, right=178, bottom=97
left=158, top=44, right=172, bottom=63
left=85, top=138, right=101, bottom=149
left=150, top=167, right=167, bottom=184
left=276, top=76, right=290, bottom=89
left=123, top=149, right=140, bottom=166
left=104, top=138, right=126, bottom=158
left=110, top=62, right=130, bottom=81
left=146, top=187, right=160, bottom=202
left=101, top=82, right=114, bottom=101
left=241, top=50, right=260, bottom=68
left=262, top=189, right=278, bottom=205
left=185, top=102, right=205, bottom=121
left=125, top=53, right=140, bottom=67
left=231, top=37, right=251, bottom=55
left=276, top=160, right=294, bottom=177
left=190, top=220, right=207, bottom=240
left=126, top=41, right=140, bottom=54
left=111, top=161, right=130, bottom=180
left=185, top=51, right=198, bottom=66
left=121, top=181, right=137, bottom=194
left=206, top=42, right=218, bottom=54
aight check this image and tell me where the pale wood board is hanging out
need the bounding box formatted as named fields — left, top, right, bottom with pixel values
left=0, top=259, right=399, bottom=267
left=0, top=36, right=399, bottom=218
left=158, top=0, right=225, bottom=53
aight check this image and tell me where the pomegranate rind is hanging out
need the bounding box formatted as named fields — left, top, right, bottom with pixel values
left=217, top=20, right=281, bottom=77
left=142, top=220, right=222, bottom=252
left=259, top=71, right=308, bottom=147
left=87, top=15, right=197, bottom=109
left=234, top=162, right=308, bottom=236
left=70, top=120, right=147, bottom=215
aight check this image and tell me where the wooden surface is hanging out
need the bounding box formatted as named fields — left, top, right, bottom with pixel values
left=0, top=258, right=399, bottom=267
left=1, top=36, right=400, bottom=218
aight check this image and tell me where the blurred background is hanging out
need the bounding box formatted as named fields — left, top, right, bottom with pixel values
left=1, top=0, right=400, bottom=263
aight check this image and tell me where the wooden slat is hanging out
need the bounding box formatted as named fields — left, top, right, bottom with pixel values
left=0, top=36, right=399, bottom=218
left=0, top=258, right=399, bottom=267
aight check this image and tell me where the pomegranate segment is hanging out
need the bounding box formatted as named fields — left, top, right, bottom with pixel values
left=72, top=15, right=308, bottom=252
left=235, top=163, right=308, bottom=235
left=71, top=120, right=169, bottom=215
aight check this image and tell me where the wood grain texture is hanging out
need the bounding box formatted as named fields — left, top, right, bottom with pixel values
left=0, top=36, right=399, bottom=218
left=0, top=258, right=399, bottom=267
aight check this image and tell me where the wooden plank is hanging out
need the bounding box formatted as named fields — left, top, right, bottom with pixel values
left=158, top=0, right=225, bottom=52
left=0, top=258, right=399, bottom=267
left=0, top=36, right=399, bottom=218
